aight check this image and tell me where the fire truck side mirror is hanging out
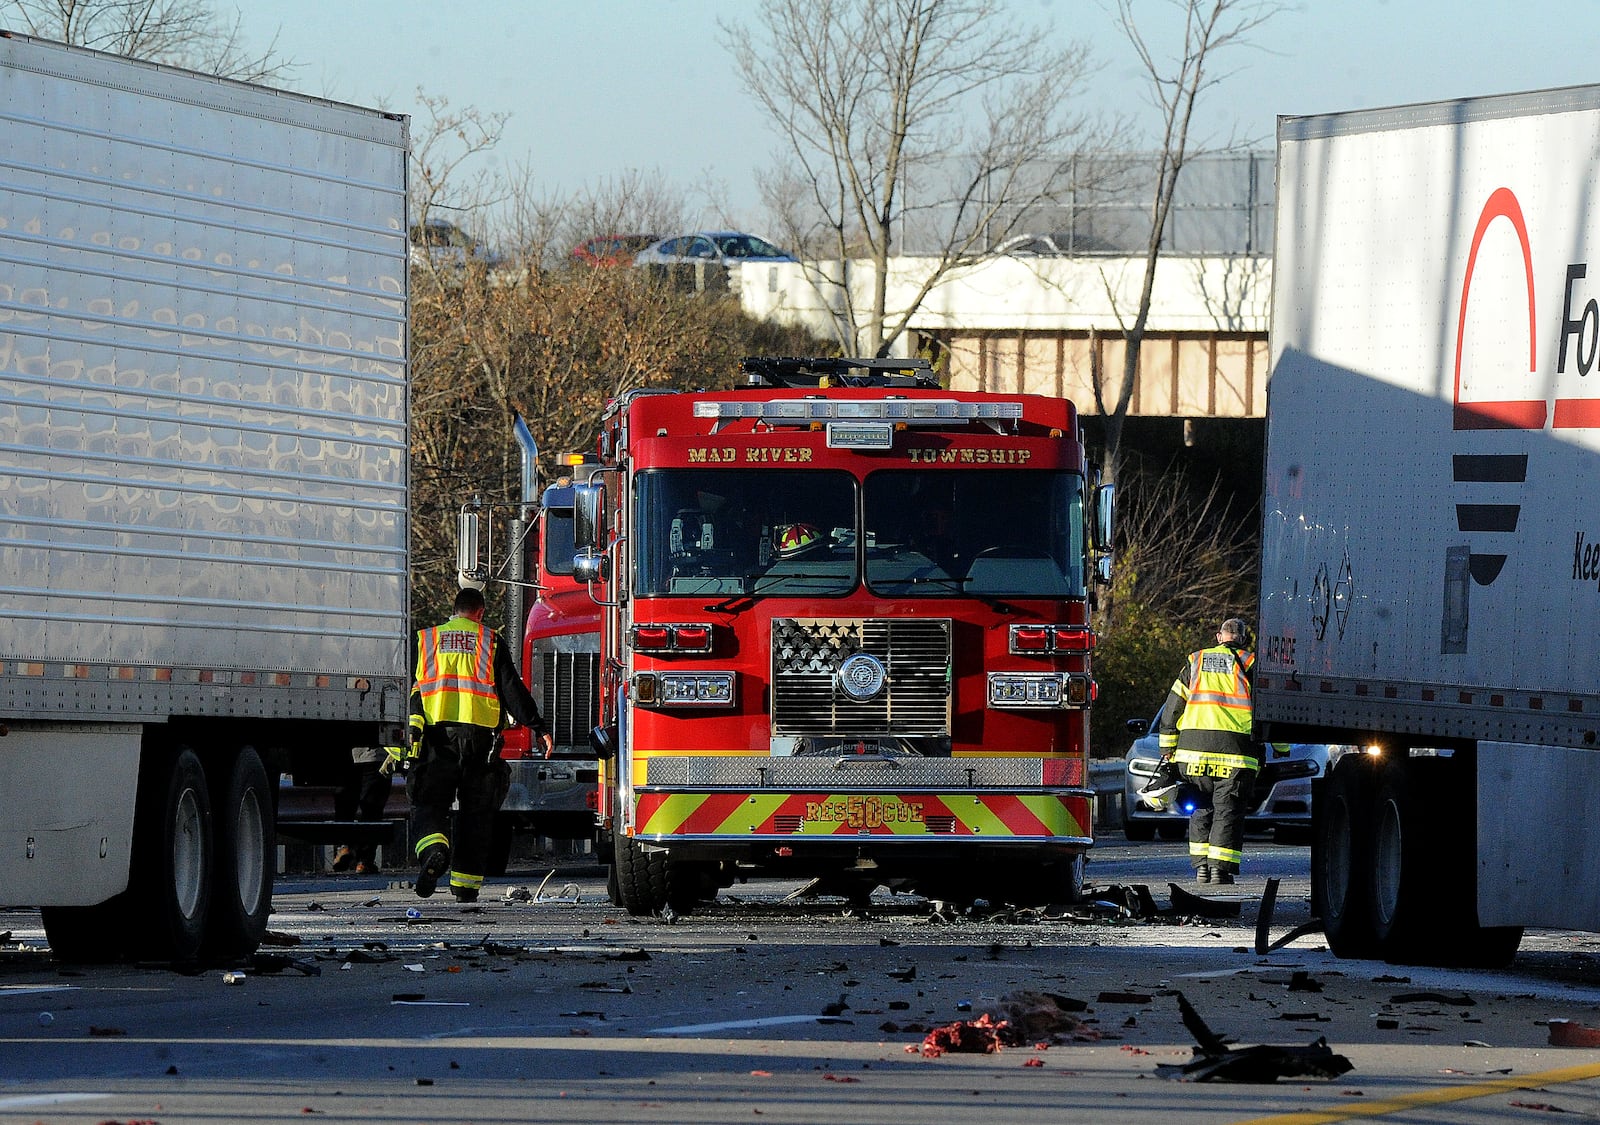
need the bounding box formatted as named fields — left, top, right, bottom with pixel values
left=456, top=507, right=487, bottom=590
left=573, top=481, right=606, bottom=550
left=1092, top=482, right=1115, bottom=553
left=1091, top=482, right=1114, bottom=586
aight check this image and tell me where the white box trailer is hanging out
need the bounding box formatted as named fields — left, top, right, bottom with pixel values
left=0, top=33, right=409, bottom=962
left=1261, top=84, right=1600, bottom=966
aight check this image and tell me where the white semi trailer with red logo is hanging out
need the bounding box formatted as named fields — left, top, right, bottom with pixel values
left=1261, top=85, right=1600, bottom=966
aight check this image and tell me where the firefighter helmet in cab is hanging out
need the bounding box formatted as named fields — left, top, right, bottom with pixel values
left=772, top=522, right=824, bottom=559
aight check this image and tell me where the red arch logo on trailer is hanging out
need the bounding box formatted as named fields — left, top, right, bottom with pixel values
left=1453, top=187, right=1540, bottom=431
left=1451, top=187, right=1536, bottom=588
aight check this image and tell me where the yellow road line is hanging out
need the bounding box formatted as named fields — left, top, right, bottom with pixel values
left=1233, top=1060, right=1600, bottom=1124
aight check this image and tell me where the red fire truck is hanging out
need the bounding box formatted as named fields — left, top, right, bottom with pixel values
left=548, top=357, right=1115, bottom=914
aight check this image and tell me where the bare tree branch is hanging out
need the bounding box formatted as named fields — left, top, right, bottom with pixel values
left=2, top=0, right=297, bottom=82
left=1098, top=0, right=1283, bottom=477
left=725, top=0, right=1104, bottom=357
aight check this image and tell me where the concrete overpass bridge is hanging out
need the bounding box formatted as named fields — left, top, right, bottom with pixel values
left=735, top=252, right=1271, bottom=422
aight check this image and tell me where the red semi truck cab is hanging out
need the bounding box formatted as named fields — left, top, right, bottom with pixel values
left=568, top=358, right=1114, bottom=914
left=487, top=455, right=604, bottom=869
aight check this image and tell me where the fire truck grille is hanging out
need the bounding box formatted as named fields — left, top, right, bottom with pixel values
left=770, top=617, right=951, bottom=737
left=541, top=650, right=600, bottom=749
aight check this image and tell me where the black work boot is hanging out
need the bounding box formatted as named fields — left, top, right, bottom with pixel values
left=452, top=887, right=479, bottom=904
left=415, top=844, right=449, bottom=898
left=1212, top=869, right=1236, bottom=885
left=1196, top=864, right=1213, bottom=884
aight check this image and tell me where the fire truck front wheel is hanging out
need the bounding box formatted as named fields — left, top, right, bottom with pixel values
left=1030, top=852, right=1086, bottom=906
left=614, top=835, right=707, bottom=916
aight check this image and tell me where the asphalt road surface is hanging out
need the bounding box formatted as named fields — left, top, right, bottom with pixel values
left=3, top=836, right=1600, bottom=1124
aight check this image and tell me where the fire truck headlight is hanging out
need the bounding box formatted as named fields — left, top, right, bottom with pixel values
left=987, top=673, right=1090, bottom=709
left=650, top=671, right=736, bottom=707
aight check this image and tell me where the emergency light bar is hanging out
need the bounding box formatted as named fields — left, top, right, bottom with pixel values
left=694, top=398, right=1023, bottom=426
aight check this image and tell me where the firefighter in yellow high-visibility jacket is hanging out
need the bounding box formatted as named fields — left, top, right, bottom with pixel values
left=1157, top=618, right=1256, bottom=886
left=406, top=586, right=552, bottom=902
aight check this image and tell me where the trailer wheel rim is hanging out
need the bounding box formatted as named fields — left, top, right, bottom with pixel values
left=233, top=786, right=266, bottom=912
left=1324, top=795, right=1352, bottom=919
left=1372, top=796, right=1403, bottom=929
left=174, top=786, right=206, bottom=919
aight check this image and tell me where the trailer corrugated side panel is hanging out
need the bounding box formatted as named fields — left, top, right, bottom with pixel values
left=1260, top=85, right=1600, bottom=746
left=0, top=35, right=409, bottom=722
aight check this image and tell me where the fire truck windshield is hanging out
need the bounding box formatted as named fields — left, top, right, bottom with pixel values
left=864, top=470, right=1085, bottom=597
left=634, top=468, right=1087, bottom=600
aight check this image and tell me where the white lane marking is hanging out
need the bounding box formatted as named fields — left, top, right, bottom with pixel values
left=0, top=1093, right=111, bottom=1109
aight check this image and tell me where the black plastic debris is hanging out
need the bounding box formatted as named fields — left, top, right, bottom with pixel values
left=250, top=953, right=321, bottom=976
left=1079, top=883, right=1169, bottom=921
left=1123, top=884, right=1164, bottom=918
left=1254, top=877, right=1324, bottom=953
left=1158, top=992, right=1354, bottom=1083
left=340, top=947, right=394, bottom=964
left=1286, top=972, right=1323, bottom=993
left=1065, top=898, right=1133, bottom=922
left=1167, top=883, right=1243, bottom=919
left=1389, top=991, right=1475, bottom=1007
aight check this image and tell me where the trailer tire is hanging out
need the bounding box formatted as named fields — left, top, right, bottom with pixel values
left=1367, top=755, right=1521, bottom=968
left=1313, top=762, right=1378, bottom=959
left=202, top=747, right=274, bottom=961
left=130, top=748, right=213, bottom=964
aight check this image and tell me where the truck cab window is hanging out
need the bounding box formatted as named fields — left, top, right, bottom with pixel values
left=543, top=507, right=576, bottom=576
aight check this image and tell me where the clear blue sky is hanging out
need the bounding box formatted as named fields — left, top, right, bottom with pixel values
left=239, top=0, right=1600, bottom=230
